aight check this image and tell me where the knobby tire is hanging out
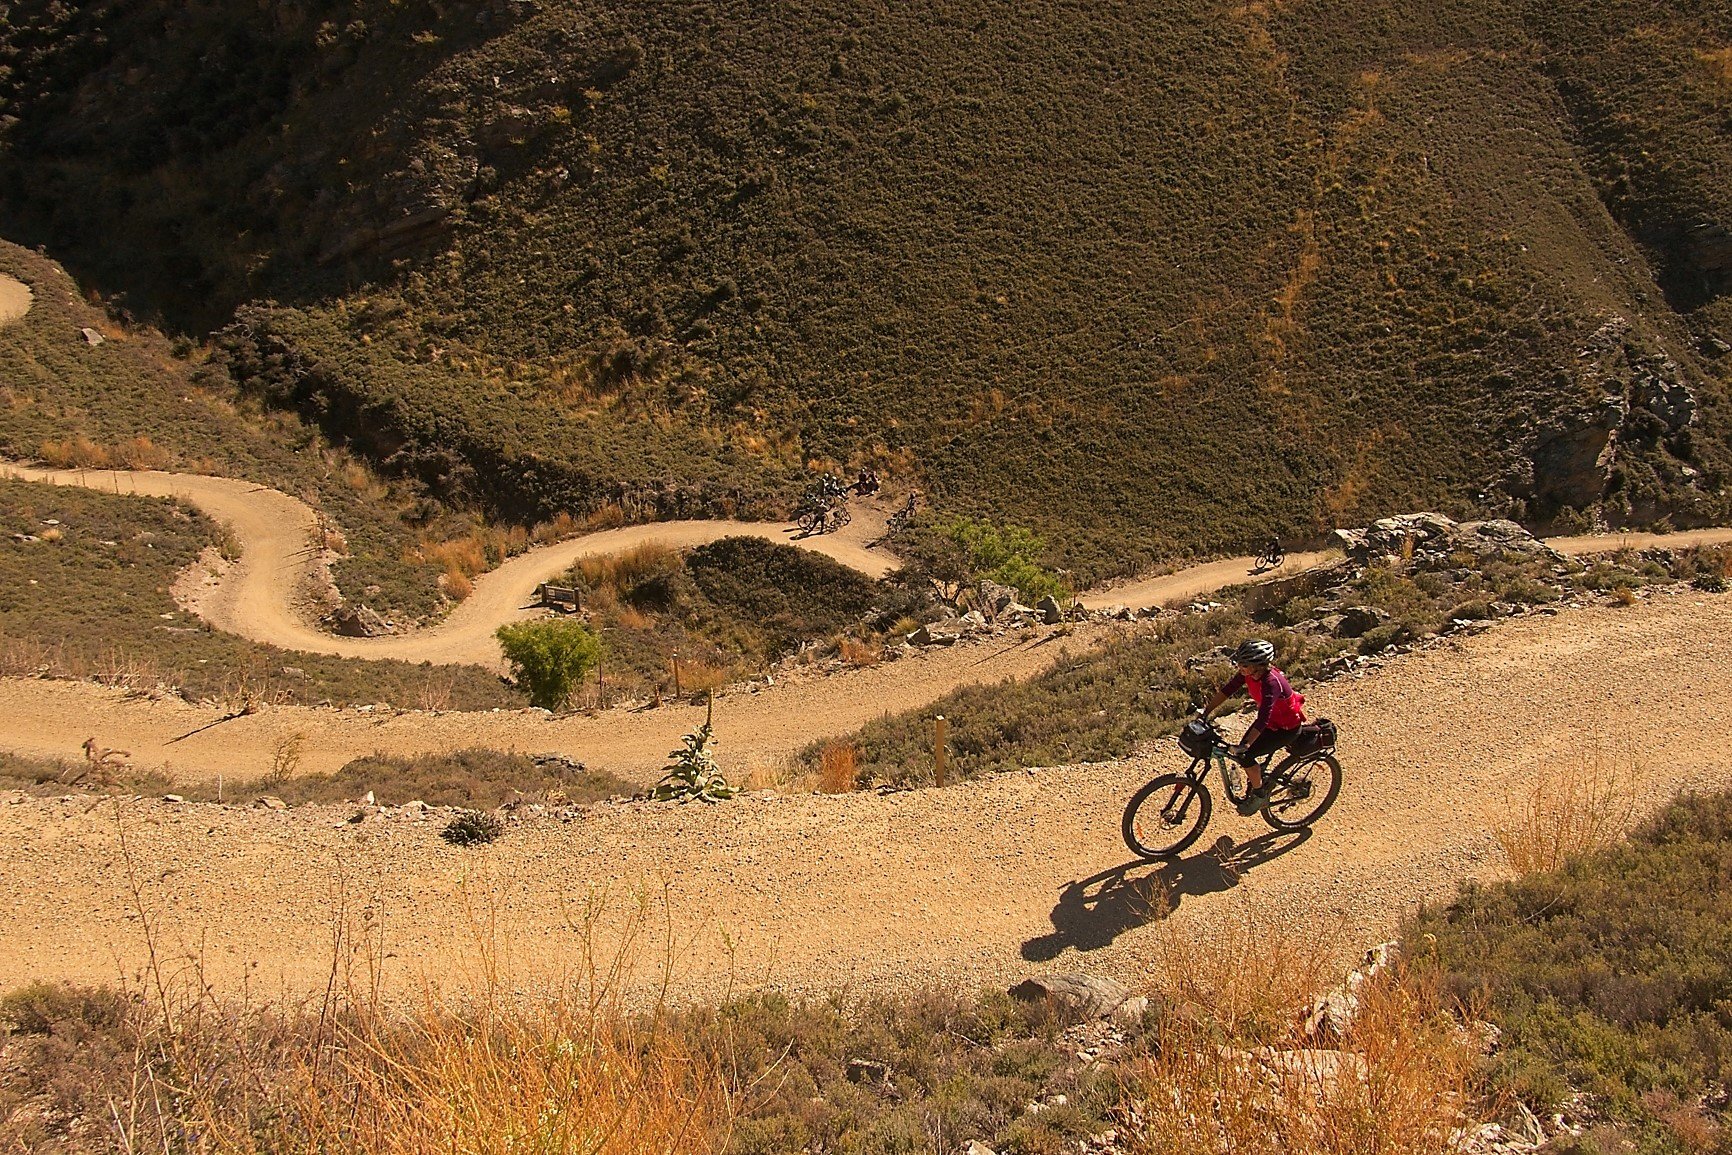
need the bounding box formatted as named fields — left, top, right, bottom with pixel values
left=1260, top=753, right=1342, bottom=831
left=1123, top=772, right=1212, bottom=859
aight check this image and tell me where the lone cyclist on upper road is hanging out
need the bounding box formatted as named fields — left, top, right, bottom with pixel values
left=1201, top=638, right=1307, bottom=811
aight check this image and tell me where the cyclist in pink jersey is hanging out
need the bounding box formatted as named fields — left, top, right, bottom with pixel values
left=1201, top=638, right=1306, bottom=808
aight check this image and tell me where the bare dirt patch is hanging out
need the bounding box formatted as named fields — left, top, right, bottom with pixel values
left=0, top=274, right=30, bottom=325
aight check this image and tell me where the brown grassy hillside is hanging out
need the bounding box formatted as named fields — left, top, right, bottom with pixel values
left=2, top=0, right=1730, bottom=578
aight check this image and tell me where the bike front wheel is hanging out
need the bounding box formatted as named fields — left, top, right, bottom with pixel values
left=1260, top=753, right=1342, bottom=831
left=797, top=510, right=822, bottom=533
left=1123, top=773, right=1212, bottom=859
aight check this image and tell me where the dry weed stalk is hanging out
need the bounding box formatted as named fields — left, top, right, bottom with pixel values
left=1124, top=966, right=1482, bottom=1155
left=1494, top=749, right=1636, bottom=876
left=266, top=732, right=305, bottom=787
left=1150, top=901, right=1345, bottom=1041
left=817, top=741, right=860, bottom=793
left=101, top=812, right=735, bottom=1154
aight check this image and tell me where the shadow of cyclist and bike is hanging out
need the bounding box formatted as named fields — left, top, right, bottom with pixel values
left=1019, top=828, right=1310, bottom=962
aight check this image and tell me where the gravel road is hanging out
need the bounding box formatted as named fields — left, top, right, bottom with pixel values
left=5, top=586, right=1726, bottom=1007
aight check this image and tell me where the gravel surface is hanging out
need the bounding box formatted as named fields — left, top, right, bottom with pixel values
left=5, top=586, right=1727, bottom=1006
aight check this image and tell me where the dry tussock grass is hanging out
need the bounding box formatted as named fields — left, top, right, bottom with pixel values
left=86, top=828, right=735, bottom=1155
left=677, top=658, right=729, bottom=695
left=1126, top=907, right=1484, bottom=1154
left=1151, top=902, right=1346, bottom=1040
left=281, top=997, right=731, bottom=1154
left=838, top=636, right=880, bottom=666
left=1126, top=968, right=1481, bottom=1155
left=38, top=435, right=111, bottom=469
left=817, top=741, right=859, bottom=793
left=576, top=541, right=680, bottom=595
left=1494, top=748, right=1636, bottom=876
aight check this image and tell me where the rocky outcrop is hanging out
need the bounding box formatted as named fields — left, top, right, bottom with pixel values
left=1511, top=315, right=1707, bottom=518
left=328, top=604, right=394, bottom=637
left=1008, top=972, right=1133, bottom=1022
left=1331, top=512, right=1561, bottom=566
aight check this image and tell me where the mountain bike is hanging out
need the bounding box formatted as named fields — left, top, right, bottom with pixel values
left=795, top=495, right=851, bottom=535
left=1254, top=536, right=1286, bottom=571
left=1121, top=713, right=1341, bottom=859
left=886, top=491, right=919, bottom=535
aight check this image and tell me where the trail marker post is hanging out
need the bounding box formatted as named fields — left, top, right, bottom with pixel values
left=934, top=715, right=949, bottom=787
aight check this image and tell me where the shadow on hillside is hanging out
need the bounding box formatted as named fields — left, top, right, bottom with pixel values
left=1020, top=829, right=1310, bottom=962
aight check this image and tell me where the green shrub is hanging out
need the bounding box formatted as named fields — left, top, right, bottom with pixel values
left=0, top=982, right=126, bottom=1036
left=932, top=517, right=1067, bottom=604
left=496, top=618, right=604, bottom=711
left=277, top=749, right=634, bottom=808
left=440, top=808, right=504, bottom=846
left=652, top=721, right=739, bottom=803
left=685, top=536, right=881, bottom=650
left=1410, top=790, right=1732, bottom=1143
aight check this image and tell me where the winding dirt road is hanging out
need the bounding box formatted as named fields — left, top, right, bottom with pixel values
left=5, top=462, right=1730, bottom=784
left=3, top=585, right=1727, bottom=1006
left=0, top=461, right=900, bottom=667
left=0, top=462, right=1332, bottom=782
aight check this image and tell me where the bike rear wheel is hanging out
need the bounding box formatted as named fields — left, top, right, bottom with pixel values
left=797, top=509, right=822, bottom=533
left=1123, top=773, right=1212, bottom=859
left=1260, top=753, right=1341, bottom=831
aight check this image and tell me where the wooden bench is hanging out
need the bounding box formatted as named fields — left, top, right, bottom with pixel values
left=536, top=584, right=581, bottom=613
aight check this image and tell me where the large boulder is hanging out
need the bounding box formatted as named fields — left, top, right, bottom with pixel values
left=1008, top=973, right=1132, bottom=1022
left=1334, top=605, right=1388, bottom=639
left=976, top=580, right=1021, bottom=622
left=1036, top=594, right=1065, bottom=625
left=1338, top=511, right=1560, bottom=565
left=909, top=618, right=966, bottom=646
left=329, top=604, right=393, bottom=637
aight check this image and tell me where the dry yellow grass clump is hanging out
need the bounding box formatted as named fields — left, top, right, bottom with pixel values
left=1125, top=906, right=1484, bottom=1155
left=1493, top=750, right=1635, bottom=876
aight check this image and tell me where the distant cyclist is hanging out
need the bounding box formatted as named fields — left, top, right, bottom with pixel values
left=1201, top=638, right=1306, bottom=811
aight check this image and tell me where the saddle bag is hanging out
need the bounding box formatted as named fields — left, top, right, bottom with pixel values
left=1289, top=718, right=1338, bottom=756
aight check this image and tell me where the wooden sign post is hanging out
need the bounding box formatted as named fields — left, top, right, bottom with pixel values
left=934, top=715, right=949, bottom=787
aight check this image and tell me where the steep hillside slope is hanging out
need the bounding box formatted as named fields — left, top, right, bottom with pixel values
left=2, top=0, right=1730, bottom=578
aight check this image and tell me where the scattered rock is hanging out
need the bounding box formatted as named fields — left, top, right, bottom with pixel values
left=1301, top=941, right=1398, bottom=1041
left=162, top=794, right=185, bottom=804
left=975, top=580, right=1021, bottom=622
left=328, top=604, right=393, bottom=637
left=255, top=796, right=287, bottom=811
left=963, top=1143, right=998, bottom=1155
left=78, top=326, right=104, bottom=346
left=1009, top=973, right=1131, bottom=1022
left=910, top=618, right=965, bottom=646
left=1334, top=605, right=1388, bottom=638
left=1110, top=995, right=1150, bottom=1029
left=1036, top=594, right=1064, bottom=625
left=845, top=1057, right=891, bottom=1085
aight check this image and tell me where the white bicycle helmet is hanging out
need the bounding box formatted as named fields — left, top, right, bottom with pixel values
left=1232, top=638, right=1275, bottom=665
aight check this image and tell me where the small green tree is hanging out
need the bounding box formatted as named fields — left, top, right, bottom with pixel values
left=940, top=517, right=1067, bottom=604
left=495, top=619, right=603, bottom=711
